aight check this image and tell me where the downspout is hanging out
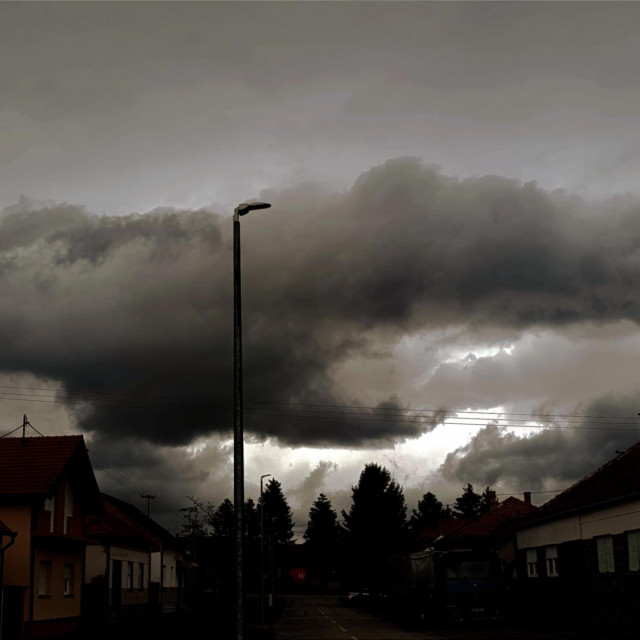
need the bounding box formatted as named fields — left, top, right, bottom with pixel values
left=159, top=547, right=164, bottom=610
left=28, top=505, right=36, bottom=640
left=104, top=542, right=111, bottom=626
left=0, top=531, right=18, bottom=640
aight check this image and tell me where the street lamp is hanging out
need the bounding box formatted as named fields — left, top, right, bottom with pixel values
left=259, top=473, right=271, bottom=624
left=233, top=201, right=271, bottom=640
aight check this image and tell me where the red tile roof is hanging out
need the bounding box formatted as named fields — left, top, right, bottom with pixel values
left=0, top=435, right=89, bottom=496
left=414, top=518, right=471, bottom=549
left=86, top=495, right=159, bottom=547
left=442, top=497, right=537, bottom=547
left=526, top=439, right=640, bottom=523
left=100, top=494, right=176, bottom=547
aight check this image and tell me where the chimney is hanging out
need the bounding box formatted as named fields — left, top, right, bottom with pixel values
left=523, top=491, right=532, bottom=505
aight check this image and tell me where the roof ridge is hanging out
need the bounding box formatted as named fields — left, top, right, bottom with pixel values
left=537, top=440, right=640, bottom=514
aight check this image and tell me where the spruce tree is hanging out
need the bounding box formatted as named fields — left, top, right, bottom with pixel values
left=261, top=478, right=294, bottom=545
left=453, top=483, right=482, bottom=519
left=305, top=493, right=340, bottom=586
left=342, top=463, right=408, bottom=590
left=409, top=491, right=445, bottom=534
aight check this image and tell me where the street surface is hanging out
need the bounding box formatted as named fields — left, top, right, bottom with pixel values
left=273, top=595, right=613, bottom=640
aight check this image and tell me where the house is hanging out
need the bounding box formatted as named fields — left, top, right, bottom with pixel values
left=86, top=494, right=183, bottom=619
left=0, top=435, right=103, bottom=639
left=437, top=495, right=538, bottom=578
left=0, top=519, right=18, bottom=638
left=514, top=442, right=640, bottom=634
left=412, top=518, right=471, bottom=551
left=85, top=494, right=158, bottom=623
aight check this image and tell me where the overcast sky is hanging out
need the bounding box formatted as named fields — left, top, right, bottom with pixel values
left=2, top=1, right=640, bottom=533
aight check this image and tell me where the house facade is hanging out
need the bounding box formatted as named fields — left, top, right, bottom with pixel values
left=0, top=435, right=102, bottom=639
left=515, top=443, right=640, bottom=634
left=85, top=494, right=183, bottom=620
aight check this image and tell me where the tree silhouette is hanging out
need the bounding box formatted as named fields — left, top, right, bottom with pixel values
left=453, top=483, right=483, bottom=519
left=261, top=478, right=294, bottom=545
left=304, top=493, right=340, bottom=588
left=480, top=486, right=498, bottom=514
left=409, top=491, right=445, bottom=534
left=212, top=498, right=235, bottom=537
left=244, top=497, right=260, bottom=544
left=342, top=463, right=408, bottom=590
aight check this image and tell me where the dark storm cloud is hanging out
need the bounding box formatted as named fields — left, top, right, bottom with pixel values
left=440, top=394, right=640, bottom=492
left=3, top=159, right=640, bottom=447
left=3, top=3, right=640, bottom=213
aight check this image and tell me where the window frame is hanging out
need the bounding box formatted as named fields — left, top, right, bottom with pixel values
left=545, top=545, right=559, bottom=577
left=63, top=563, right=75, bottom=596
left=526, top=548, right=538, bottom=578
left=64, top=485, right=74, bottom=535
left=596, top=535, right=615, bottom=574
left=44, top=496, right=55, bottom=533
left=127, top=561, right=134, bottom=590
left=627, top=530, right=640, bottom=572
left=38, top=560, right=52, bottom=597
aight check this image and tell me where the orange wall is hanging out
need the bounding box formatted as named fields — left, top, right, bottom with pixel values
left=0, top=504, right=32, bottom=586
left=33, top=548, right=83, bottom=621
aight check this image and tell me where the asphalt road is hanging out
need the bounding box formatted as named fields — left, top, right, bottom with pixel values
left=274, top=594, right=429, bottom=640
left=272, top=595, right=612, bottom=640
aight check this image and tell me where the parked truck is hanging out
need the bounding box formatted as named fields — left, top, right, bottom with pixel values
left=389, top=548, right=506, bottom=625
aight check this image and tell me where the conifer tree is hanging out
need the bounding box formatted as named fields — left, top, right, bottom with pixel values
left=409, top=491, right=445, bottom=534
left=342, top=463, right=408, bottom=589
left=305, top=493, right=340, bottom=585
left=261, top=478, right=294, bottom=545
left=212, top=498, right=235, bottom=537
left=453, top=483, right=482, bottom=519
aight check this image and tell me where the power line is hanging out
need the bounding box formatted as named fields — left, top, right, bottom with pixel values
left=0, top=383, right=638, bottom=424
left=245, top=410, right=640, bottom=432
left=247, top=400, right=640, bottom=423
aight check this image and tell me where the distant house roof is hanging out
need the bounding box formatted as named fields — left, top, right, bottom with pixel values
left=414, top=518, right=471, bottom=550
left=92, top=494, right=177, bottom=548
left=440, top=497, right=537, bottom=548
left=0, top=435, right=102, bottom=512
left=521, top=440, right=640, bottom=525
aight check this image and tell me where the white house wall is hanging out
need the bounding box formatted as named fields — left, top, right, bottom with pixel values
left=518, top=498, right=640, bottom=548
left=150, top=549, right=178, bottom=587
left=517, top=514, right=581, bottom=548
left=579, top=499, right=640, bottom=539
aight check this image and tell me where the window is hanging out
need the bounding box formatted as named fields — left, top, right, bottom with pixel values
left=64, top=485, right=74, bottom=535
left=545, top=546, right=559, bottom=577
left=526, top=549, right=538, bottom=577
left=597, top=536, right=615, bottom=573
left=44, top=496, right=55, bottom=533
left=38, top=561, right=51, bottom=596
left=127, top=561, right=134, bottom=590
left=64, top=563, right=74, bottom=595
left=138, top=563, right=144, bottom=590
left=627, top=530, right=640, bottom=572
left=162, top=564, right=166, bottom=587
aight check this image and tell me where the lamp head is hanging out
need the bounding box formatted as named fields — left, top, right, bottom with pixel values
left=235, top=201, right=272, bottom=216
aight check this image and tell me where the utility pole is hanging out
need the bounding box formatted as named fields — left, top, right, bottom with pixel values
left=141, top=495, right=155, bottom=517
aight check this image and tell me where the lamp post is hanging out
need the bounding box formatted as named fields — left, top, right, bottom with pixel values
left=233, top=201, right=271, bottom=640
left=259, top=473, right=271, bottom=624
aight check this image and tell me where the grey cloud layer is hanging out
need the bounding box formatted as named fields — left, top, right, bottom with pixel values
left=440, top=393, right=640, bottom=493
left=3, top=3, right=640, bottom=213
left=2, top=159, right=640, bottom=450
